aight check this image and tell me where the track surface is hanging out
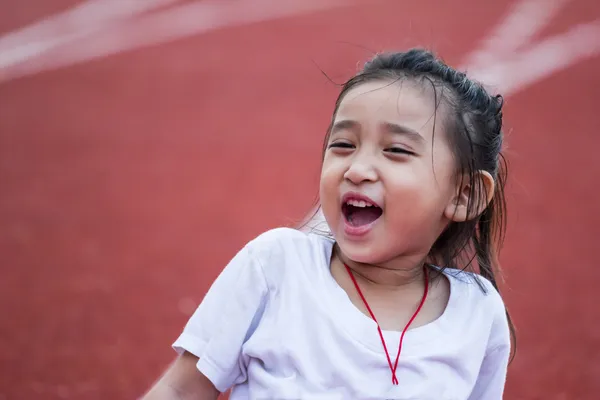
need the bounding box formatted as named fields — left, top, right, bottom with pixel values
left=1, top=1, right=599, bottom=398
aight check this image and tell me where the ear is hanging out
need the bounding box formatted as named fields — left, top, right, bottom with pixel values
left=444, top=170, right=495, bottom=222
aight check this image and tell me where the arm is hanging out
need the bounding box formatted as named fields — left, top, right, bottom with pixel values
left=142, top=352, right=220, bottom=400
left=467, top=344, right=510, bottom=400
left=143, top=238, right=270, bottom=398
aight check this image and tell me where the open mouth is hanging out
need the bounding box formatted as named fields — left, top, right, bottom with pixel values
left=342, top=199, right=383, bottom=227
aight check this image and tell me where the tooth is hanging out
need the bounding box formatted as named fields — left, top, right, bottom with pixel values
left=345, top=198, right=378, bottom=207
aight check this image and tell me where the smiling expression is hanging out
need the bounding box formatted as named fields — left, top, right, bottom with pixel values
left=319, top=79, right=461, bottom=265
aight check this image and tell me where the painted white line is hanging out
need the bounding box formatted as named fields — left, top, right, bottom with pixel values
left=1, top=0, right=598, bottom=98
left=0, top=0, right=181, bottom=65
left=463, top=0, right=570, bottom=68
left=466, top=20, right=600, bottom=96
left=460, top=0, right=600, bottom=97
left=0, top=0, right=351, bottom=84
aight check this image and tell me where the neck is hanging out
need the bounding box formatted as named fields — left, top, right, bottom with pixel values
left=334, top=245, right=427, bottom=289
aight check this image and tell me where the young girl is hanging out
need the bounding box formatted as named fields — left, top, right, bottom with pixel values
left=143, top=48, right=515, bottom=400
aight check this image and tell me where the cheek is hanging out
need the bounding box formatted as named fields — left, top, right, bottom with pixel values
left=319, top=160, right=342, bottom=221
left=385, top=177, right=438, bottom=217
left=384, top=160, right=455, bottom=219
left=319, top=156, right=343, bottom=191
left=382, top=176, right=449, bottom=251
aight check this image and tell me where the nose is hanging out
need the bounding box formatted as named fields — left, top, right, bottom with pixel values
left=343, top=155, right=378, bottom=185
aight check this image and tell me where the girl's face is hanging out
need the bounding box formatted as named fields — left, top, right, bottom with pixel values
left=319, top=79, right=460, bottom=265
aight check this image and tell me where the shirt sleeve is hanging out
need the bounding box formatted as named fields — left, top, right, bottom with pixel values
left=467, top=343, right=510, bottom=399
left=171, top=243, right=269, bottom=392
left=468, top=279, right=512, bottom=400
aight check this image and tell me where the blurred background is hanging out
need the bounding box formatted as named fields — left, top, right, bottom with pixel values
left=1, top=0, right=599, bottom=398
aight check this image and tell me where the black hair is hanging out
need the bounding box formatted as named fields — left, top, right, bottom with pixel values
left=305, top=48, right=516, bottom=360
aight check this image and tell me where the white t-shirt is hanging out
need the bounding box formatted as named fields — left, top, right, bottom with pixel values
left=172, top=227, right=511, bottom=399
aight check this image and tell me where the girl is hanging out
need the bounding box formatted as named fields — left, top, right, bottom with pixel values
left=143, top=48, right=515, bottom=399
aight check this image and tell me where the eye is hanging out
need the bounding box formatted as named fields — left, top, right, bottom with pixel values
left=385, top=147, right=415, bottom=156
left=327, top=141, right=355, bottom=150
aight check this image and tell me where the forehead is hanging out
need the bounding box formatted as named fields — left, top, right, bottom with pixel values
left=335, top=79, right=447, bottom=140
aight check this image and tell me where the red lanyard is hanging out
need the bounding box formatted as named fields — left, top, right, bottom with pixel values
left=344, top=263, right=429, bottom=385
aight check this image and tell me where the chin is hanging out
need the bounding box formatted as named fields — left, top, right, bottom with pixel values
left=334, top=236, right=387, bottom=265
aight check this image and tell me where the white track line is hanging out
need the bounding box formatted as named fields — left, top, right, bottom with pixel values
left=462, top=0, right=570, bottom=67
left=465, top=19, right=600, bottom=97
left=1, top=0, right=599, bottom=98
left=0, top=0, right=181, bottom=68
left=460, top=0, right=600, bottom=97
left=0, top=0, right=350, bottom=84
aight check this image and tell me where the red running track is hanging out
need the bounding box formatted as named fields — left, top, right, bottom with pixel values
left=1, top=0, right=599, bottom=398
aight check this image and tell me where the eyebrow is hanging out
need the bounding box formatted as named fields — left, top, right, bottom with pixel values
left=382, top=122, right=425, bottom=142
left=330, top=119, right=359, bottom=134
left=331, top=119, right=425, bottom=142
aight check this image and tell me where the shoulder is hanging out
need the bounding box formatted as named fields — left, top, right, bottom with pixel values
left=243, top=227, right=334, bottom=277
left=443, top=268, right=505, bottom=311
left=443, top=268, right=511, bottom=350
left=245, top=227, right=324, bottom=256
left=246, top=226, right=311, bottom=248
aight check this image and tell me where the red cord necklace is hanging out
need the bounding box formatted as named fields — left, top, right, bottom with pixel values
left=344, top=263, right=429, bottom=385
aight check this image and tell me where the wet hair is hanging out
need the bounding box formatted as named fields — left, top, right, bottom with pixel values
left=305, top=48, right=516, bottom=360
